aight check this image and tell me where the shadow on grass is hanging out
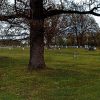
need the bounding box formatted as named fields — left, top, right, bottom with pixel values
left=0, top=56, right=28, bottom=68
left=0, top=56, right=12, bottom=68
left=21, top=68, right=99, bottom=100
left=36, top=66, right=99, bottom=88
left=33, top=67, right=99, bottom=84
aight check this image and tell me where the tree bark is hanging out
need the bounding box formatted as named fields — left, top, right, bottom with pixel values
left=28, top=0, right=45, bottom=70
left=28, top=20, right=45, bottom=69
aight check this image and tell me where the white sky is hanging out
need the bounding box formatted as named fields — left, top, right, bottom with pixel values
left=8, top=0, right=14, bottom=4
left=93, top=16, right=100, bottom=27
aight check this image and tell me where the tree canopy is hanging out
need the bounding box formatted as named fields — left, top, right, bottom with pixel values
left=0, top=0, right=100, bottom=21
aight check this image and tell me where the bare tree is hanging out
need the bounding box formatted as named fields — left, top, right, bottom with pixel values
left=69, top=14, right=99, bottom=47
left=44, top=15, right=60, bottom=48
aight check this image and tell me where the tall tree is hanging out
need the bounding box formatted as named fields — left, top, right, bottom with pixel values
left=28, top=0, right=45, bottom=69
left=0, top=0, right=100, bottom=70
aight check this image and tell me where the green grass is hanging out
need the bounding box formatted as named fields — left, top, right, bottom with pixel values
left=0, top=47, right=100, bottom=100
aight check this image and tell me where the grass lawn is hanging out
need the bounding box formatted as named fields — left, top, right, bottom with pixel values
left=0, top=47, right=100, bottom=100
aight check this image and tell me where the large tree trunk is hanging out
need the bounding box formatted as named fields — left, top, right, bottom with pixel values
left=28, top=0, right=45, bottom=70
left=28, top=20, right=45, bottom=69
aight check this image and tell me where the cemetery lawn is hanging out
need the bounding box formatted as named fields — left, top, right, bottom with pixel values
left=0, top=48, right=100, bottom=100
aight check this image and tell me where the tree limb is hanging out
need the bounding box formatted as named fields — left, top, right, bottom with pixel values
left=0, top=13, right=30, bottom=21
left=0, top=7, right=100, bottom=21
left=44, top=7, right=100, bottom=18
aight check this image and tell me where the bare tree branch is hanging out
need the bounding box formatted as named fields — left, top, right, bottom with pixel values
left=0, top=13, right=30, bottom=21
left=44, top=7, right=100, bottom=18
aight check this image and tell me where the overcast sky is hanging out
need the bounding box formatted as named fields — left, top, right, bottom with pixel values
left=93, top=16, right=100, bottom=27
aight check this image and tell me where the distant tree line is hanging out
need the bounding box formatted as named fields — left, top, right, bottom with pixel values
left=44, top=13, right=100, bottom=48
left=0, top=13, right=100, bottom=47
